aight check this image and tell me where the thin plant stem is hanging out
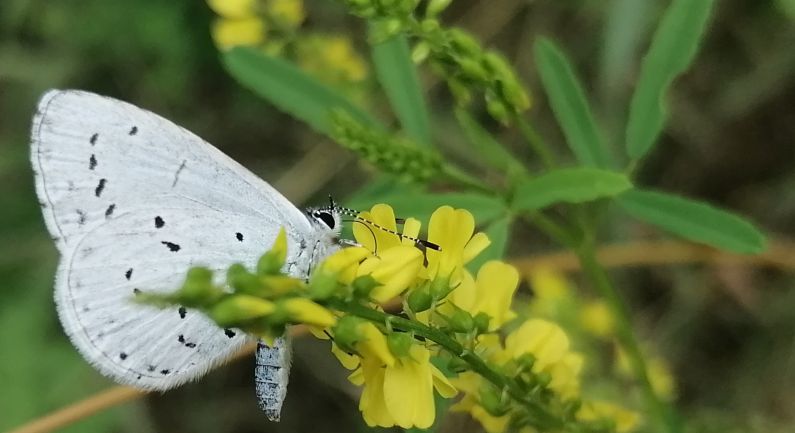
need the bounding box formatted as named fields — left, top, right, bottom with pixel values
left=440, top=163, right=493, bottom=194
left=515, top=116, right=556, bottom=169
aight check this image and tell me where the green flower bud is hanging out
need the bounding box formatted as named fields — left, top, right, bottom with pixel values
left=227, top=263, right=263, bottom=294
left=332, top=315, right=365, bottom=354
left=536, top=371, right=552, bottom=387
left=411, top=41, right=430, bottom=63
left=473, top=312, right=491, bottom=334
left=386, top=332, right=413, bottom=358
left=209, top=295, right=276, bottom=327
left=446, top=306, right=474, bottom=333
left=478, top=385, right=510, bottom=417
left=352, top=274, right=379, bottom=298
left=429, top=275, right=453, bottom=300
left=178, top=267, right=223, bottom=307
left=407, top=286, right=432, bottom=313
left=426, top=0, right=452, bottom=17
left=308, top=270, right=340, bottom=300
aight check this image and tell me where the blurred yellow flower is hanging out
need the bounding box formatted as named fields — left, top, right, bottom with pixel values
left=448, top=260, right=519, bottom=331
left=547, top=352, right=583, bottom=400
left=528, top=268, right=573, bottom=318
left=207, top=0, right=256, bottom=18
left=211, top=17, right=266, bottom=50
left=580, top=300, right=614, bottom=338
left=577, top=400, right=640, bottom=433
left=266, top=0, right=306, bottom=28
left=616, top=346, right=677, bottom=400
left=296, top=35, right=369, bottom=84
left=317, top=246, right=370, bottom=285
left=278, top=298, right=337, bottom=327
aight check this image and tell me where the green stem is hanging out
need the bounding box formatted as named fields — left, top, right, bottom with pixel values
left=576, top=245, right=680, bottom=433
left=515, top=116, right=556, bottom=169
left=329, top=299, right=565, bottom=430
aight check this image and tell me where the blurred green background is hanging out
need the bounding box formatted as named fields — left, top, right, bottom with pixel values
left=1, top=0, right=794, bottom=432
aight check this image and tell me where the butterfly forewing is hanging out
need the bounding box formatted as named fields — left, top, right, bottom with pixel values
left=32, top=90, right=316, bottom=390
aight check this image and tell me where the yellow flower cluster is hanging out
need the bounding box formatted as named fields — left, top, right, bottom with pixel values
left=206, top=0, right=369, bottom=91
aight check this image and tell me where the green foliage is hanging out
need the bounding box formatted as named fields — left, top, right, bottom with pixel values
left=513, top=168, right=632, bottom=211
left=625, top=0, right=715, bottom=159
left=534, top=38, right=613, bottom=168
left=222, top=47, right=380, bottom=136
left=617, top=189, right=767, bottom=254
left=369, top=30, right=432, bottom=146
left=455, top=108, right=527, bottom=176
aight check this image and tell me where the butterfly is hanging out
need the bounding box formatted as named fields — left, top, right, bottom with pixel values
left=31, top=89, right=343, bottom=421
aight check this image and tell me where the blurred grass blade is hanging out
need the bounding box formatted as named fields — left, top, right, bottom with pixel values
left=617, top=188, right=766, bottom=254
left=513, top=168, right=631, bottom=211
left=468, top=215, right=512, bottom=271
left=455, top=108, right=527, bottom=175
left=625, top=0, right=715, bottom=160
left=534, top=38, right=612, bottom=168
left=370, top=30, right=432, bottom=146
left=223, top=47, right=380, bottom=136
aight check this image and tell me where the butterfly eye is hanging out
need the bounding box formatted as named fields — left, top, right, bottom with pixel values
left=316, top=211, right=336, bottom=230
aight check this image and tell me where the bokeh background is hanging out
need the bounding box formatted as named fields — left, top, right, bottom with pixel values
left=1, top=0, right=794, bottom=432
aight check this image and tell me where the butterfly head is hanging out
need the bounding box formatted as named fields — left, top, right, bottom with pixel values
left=306, top=204, right=343, bottom=237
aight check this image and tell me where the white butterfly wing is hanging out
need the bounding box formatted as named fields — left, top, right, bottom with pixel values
left=32, top=90, right=314, bottom=390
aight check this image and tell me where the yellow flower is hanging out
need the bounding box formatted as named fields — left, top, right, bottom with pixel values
left=503, top=319, right=570, bottom=372
left=355, top=344, right=456, bottom=428
left=211, top=17, right=266, bottom=50
left=615, top=346, right=677, bottom=400
left=448, top=260, right=519, bottom=331
left=528, top=268, right=573, bottom=318
left=547, top=352, right=583, bottom=400
left=357, top=245, right=423, bottom=303
left=207, top=0, right=256, bottom=18
left=426, top=206, right=490, bottom=282
left=296, top=35, right=369, bottom=85
left=266, top=0, right=306, bottom=28
left=577, top=400, right=640, bottom=433
left=580, top=300, right=614, bottom=338
left=317, top=246, right=370, bottom=284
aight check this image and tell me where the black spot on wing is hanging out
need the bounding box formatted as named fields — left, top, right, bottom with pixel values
left=236, top=232, right=243, bottom=242
left=147, top=365, right=156, bottom=372
left=154, top=216, right=165, bottom=228
left=76, top=209, right=86, bottom=225
left=224, top=328, right=236, bottom=338
left=125, top=268, right=133, bottom=280
left=178, top=307, right=187, bottom=319
left=89, top=154, right=97, bottom=170
left=105, top=204, right=116, bottom=218
left=178, top=335, right=185, bottom=343
left=185, top=342, right=196, bottom=348
left=90, top=133, right=98, bottom=145
left=161, top=241, right=181, bottom=252
left=94, top=178, right=107, bottom=197
left=129, top=126, right=138, bottom=135
left=119, top=352, right=128, bottom=360
left=133, top=288, right=141, bottom=295
left=160, top=369, right=170, bottom=375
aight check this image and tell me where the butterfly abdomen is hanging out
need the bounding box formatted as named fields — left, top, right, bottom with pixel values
left=255, top=337, right=292, bottom=421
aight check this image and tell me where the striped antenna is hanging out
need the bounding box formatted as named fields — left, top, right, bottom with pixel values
left=327, top=196, right=441, bottom=252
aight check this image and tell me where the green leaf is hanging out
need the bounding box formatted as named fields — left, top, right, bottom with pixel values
left=625, top=0, right=715, bottom=159
left=617, top=188, right=766, bottom=254
left=370, top=30, right=432, bottom=146
left=513, top=168, right=632, bottom=211
left=223, top=47, right=380, bottom=136
left=454, top=108, right=527, bottom=175
left=534, top=38, right=612, bottom=168
left=467, top=215, right=512, bottom=272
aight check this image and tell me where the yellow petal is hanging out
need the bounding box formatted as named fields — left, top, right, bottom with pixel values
left=332, top=342, right=360, bottom=370
left=359, top=356, right=395, bottom=427
left=431, top=364, right=457, bottom=398
left=383, top=346, right=435, bottom=428
left=473, top=261, right=519, bottom=330
left=462, top=232, right=491, bottom=263
left=400, top=217, right=422, bottom=246
left=358, top=322, right=395, bottom=367
left=211, top=17, right=265, bottom=50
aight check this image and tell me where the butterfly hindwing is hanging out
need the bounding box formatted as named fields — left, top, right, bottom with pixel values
left=32, top=90, right=317, bottom=390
